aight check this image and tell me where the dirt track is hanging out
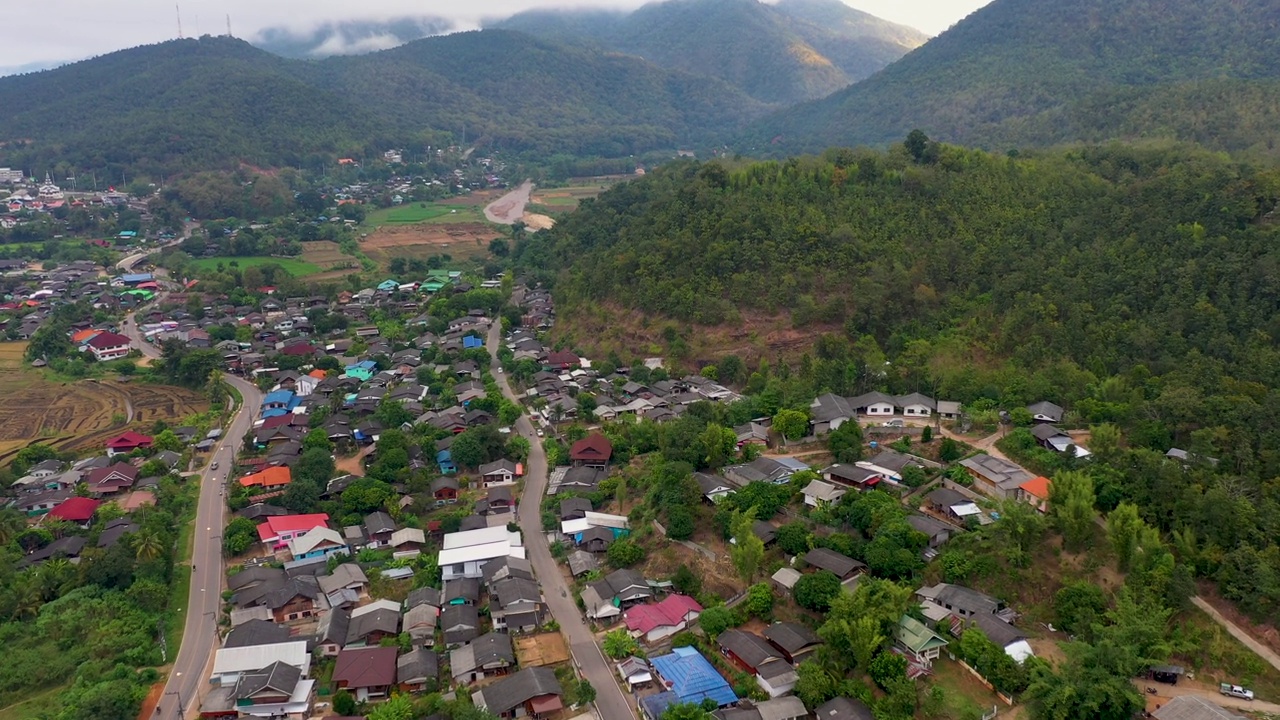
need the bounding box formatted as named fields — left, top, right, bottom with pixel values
left=484, top=180, right=533, bottom=224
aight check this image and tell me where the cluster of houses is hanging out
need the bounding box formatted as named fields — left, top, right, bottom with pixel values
left=1, top=174, right=149, bottom=230
left=211, top=514, right=568, bottom=718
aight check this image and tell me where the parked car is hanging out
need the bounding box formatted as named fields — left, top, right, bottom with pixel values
left=884, top=419, right=905, bottom=428
left=1220, top=683, right=1254, bottom=700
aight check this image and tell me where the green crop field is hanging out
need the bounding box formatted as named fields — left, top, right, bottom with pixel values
left=188, top=256, right=322, bottom=277
left=365, top=202, right=486, bottom=227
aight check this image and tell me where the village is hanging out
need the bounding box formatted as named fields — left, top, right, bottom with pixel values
left=0, top=191, right=1264, bottom=720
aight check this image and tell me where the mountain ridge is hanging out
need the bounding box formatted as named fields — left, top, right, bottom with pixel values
left=747, top=0, right=1280, bottom=154
left=492, top=0, right=928, bottom=104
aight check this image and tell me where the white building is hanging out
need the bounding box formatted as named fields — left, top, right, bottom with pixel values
left=438, top=526, right=525, bottom=580
left=0, top=168, right=24, bottom=184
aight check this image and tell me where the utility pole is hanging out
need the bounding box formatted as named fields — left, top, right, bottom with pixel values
left=226, top=14, right=232, bottom=37
left=176, top=5, right=183, bottom=39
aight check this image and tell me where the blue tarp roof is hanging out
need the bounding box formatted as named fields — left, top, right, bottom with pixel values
left=345, top=360, right=377, bottom=371
left=650, top=647, right=738, bottom=708
left=462, top=336, right=483, bottom=349
left=121, top=273, right=153, bottom=283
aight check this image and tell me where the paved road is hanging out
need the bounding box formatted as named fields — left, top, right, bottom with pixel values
left=483, top=180, right=533, bottom=224
left=487, top=322, right=636, bottom=720
left=126, top=313, right=263, bottom=719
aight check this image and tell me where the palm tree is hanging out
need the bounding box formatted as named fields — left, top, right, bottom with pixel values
left=0, top=508, right=27, bottom=546
left=13, top=576, right=42, bottom=619
left=39, top=559, right=75, bottom=601
left=133, top=529, right=165, bottom=562
left=207, top=368, right=230, bottom=407
left=43, top=519, right=75, bottom=539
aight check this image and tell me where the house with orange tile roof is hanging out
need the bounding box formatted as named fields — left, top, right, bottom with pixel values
left=240, top=465, right=292, bottom=489
left=1017, top=476, right=1050, bottom=513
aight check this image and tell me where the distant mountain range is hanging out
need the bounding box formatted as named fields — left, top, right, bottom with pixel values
left=749, top=0, right=1280, bottom=155
left=0, top=32, right=764, bottom=175
left=492, top=0, right=929, bottom=105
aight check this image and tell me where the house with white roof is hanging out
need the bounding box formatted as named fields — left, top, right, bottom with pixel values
left=438, top=526, right=525, bottom=580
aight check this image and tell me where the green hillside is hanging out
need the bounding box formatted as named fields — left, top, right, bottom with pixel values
left=515, top=143, right=1280, bottom=614
left=494, top=0, right=928, bottom=105
left=0, top=32, right=765, bottom=176
left=749, top=0, right=1280, bottom=154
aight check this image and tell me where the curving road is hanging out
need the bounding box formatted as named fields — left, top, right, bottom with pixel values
left=125, top=312, right=262, bottom=719
left=483, top=181, right=533, bottom=224
left=487, top=322, right=636, bottom=720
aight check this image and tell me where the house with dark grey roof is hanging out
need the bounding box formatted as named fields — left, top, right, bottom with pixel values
left=441, top=604, right=480, bottom=646
left=473, top=666, right=564, bottom=718
left=960, top=454, right=1035, bottom=500
left=809, top=393, right=855, bottom=435
left=816, top=697, right=876, bottom=720
left=762, top=622, right=822, bottom=663
left=451, top=631, right=515, bottom=683
left=558, top=496, right=593, bottom=520
left=1027, top=401, right=1063, bottom=423
left=397, top=647, right=439, bottom=693
left=917, top=583, right=1002, bottom=618
left=802, top=548, right=866, bottom=580
left=316, top=607, right=351, bottom=656
left=694, top=472, right=736, bottom=503
left=224, top=618, right=292, bottom=649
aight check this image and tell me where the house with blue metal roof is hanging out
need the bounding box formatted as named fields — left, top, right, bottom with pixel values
left=344, top=360, right=377, bottom=381
left=649, top=646, right=737, bottom=709
left=437, top=449, right=457, bottom=475
left=377, top=279, right=399, bottom=292
left=120, top=273, right=153, bottom=285
left=462, top=335, right=484, bottom=350
left=261, top=390, right=301, bottom=418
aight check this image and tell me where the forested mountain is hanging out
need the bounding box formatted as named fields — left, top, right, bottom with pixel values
left=492, top=0, right=928, bottom=104
left=515, top=143, right=1280, bottom=615
left=0, top=33, right=764, bottom=176
left=252, top=16, right=456, bottom=58
left=749, top=0, right=1280, bottom=155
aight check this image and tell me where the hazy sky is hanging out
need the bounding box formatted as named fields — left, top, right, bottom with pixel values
left=0, top=0, right=994, bottom=74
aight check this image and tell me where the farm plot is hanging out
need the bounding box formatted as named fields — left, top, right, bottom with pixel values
left=0, top=342, right=208, bottom=465
left=360, top=223, right=502, bottom=266
left=298, top=241, right=359, bottom=272
left=187, top=256, right=322, bottom=277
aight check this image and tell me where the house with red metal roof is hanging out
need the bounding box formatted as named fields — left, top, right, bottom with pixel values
left=104, top=431, right=153, bottom=457
left=332, top=646, right=397, bottom=702
left=85, top=331, right=132, bottom=361
left=257, top=513, right=331, bottom=550
left=85, top=461, right=139, bottom=496
left=570, top=434, right=612, bottom=469
left=624, top=594, right=703, bottom=644
left=48, top=496, right=101, bottom=527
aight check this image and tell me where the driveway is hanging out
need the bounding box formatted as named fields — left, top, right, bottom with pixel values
left=487, top=322, right=636, bottom=720
left=126, top=311, right=263, bottom=719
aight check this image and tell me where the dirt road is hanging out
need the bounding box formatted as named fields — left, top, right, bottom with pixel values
left=1137, top=678, right=1280, bottom=715
left=1191, top=597, right=1280, bottom=674
left=484, top=180, right=533, bottom=224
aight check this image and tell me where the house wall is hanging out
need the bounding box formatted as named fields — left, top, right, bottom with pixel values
left=757, top=673, right=796, bottom=698
left=902, top=404, right=932, bottom=417
left=865, top=403, right=894, bottom=415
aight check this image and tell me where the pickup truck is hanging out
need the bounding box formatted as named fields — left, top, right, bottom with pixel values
left=1220, top=683, right=1255, bottom=700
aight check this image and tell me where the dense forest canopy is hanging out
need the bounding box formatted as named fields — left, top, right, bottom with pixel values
left=517, top=139, right=1280, bottom=619
left=748, top=0, right=1280, bottom=156
left=0, top=33, right=763, bottom=177
left=494, top=0, right=927, bottom=105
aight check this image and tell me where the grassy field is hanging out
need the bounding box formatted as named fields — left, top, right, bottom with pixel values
left=364, top=202, right=486, bottom=227
left=0, top=683, right=69, bottom=720
left=188, top=256, right=322, bottom=277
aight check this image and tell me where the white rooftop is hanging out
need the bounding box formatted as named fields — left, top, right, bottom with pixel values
left=212, top=641, right=310, bottom=681
left=442, top=525, right=521, bottom=550
left=438, top=540, right=527, bottom=567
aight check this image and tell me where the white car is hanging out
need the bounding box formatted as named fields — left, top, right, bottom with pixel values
left=210, top=461, right=219, bottom=470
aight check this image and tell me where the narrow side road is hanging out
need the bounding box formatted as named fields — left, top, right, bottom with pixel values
left=126, top=317, right=263, bottom=719
left=1191, top=596, right=1280, bottom=674
left=487, top=321, right=636, bottom=720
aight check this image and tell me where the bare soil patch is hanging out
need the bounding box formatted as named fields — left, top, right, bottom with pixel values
left=515, top=632, right=570, bottom=667
left=521, top=213, right=556, bottom=231
left=361, top=223, right=501, bottom=266
left=299, top=241, right=359, bottom=271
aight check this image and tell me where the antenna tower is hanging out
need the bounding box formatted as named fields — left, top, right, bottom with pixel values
left=226, top=14, right=232, bottom=37
left=176, top=5, right=183, bottom=38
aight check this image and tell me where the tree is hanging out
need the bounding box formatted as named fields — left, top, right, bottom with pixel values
left=743, top=582, right=774, bottom=619
left=794, top=570, right=842, bottom=611
left=332, top=689, right=356, bottom=716
left=661, top=703, right=714, bottom=720
left=223, top=516, right=259, bottom=555
left=1106, top=502, right=1144, bottom=572
left=603, top=629, right=641, bottom=659
left=577, top=395, right=597, bottom=422
left=921, top=425, right=933, bottom=443
left=12, top=443, right=58, bottom=475
left=666, top=506, right=695, bottom=540
left=900, top=465, right=928, bottom=488
left=869, top=651, right=909, bottom=689
left=938, top=437, right=963, bottom=462
left=775, top=522, right=811, bottom=555
left=773, top=409, right=810, bottom=440
left=730, top=509, right=764, bottom=582
left=698, top=423, right=737, bottom=469
left=904, top=129, right=929, bottom=161
left=281, top=479, right=321, bottom=513
left=132, top=529, right=165, bottom=561
left=827, top=420, right=865, bottom=463
left=672, top=564, right=701, bottom=596
left=697, top=605, right=739, bottom=638
left=303, top=428, right=334, bottom=453
left=607, top=539, right=644, bottom=568
left=1054, top=581, right=1108, bottom=637
left=1050, top=470, right=1096, bottom=551
left=573, top=679, right=596, bottom=706
left=795, top=661, right=837, bottom=709
left=990, top=498, right=1047, bottom=568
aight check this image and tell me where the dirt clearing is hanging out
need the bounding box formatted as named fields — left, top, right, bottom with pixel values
left=299, top=241, right=359, bottom=271
left=515, top=632, right=571, bottom=667
left=361, top=223, right=501, bottom=265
